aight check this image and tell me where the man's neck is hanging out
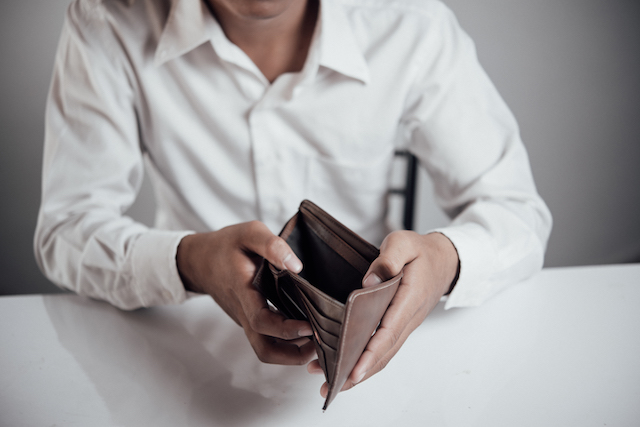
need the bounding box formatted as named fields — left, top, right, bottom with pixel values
left=207, top=0, right=319, bottom=83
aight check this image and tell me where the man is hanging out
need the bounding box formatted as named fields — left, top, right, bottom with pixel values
left=35, top=0, right=552, bottom=399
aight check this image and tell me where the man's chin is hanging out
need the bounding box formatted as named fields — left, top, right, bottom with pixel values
left=215, top=0, right=300, bottom=21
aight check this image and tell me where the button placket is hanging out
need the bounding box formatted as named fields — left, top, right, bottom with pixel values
left=250, top=108, right=280, bottom=228
left=249, top=74, right=311, bottom=230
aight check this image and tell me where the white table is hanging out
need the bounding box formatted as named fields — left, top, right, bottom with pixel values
left=1, top=264, right=639, bottom=426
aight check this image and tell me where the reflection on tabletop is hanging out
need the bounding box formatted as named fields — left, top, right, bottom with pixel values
left=1, top=264, right=639, bottom=426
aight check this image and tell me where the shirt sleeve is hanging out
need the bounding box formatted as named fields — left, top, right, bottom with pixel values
left=34, top=1, right=191, bottom=310
left=401, top=3, right=553, bottom=309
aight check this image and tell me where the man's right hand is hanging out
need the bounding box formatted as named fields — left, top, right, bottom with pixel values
left=176, top=221, right=316, bottom=365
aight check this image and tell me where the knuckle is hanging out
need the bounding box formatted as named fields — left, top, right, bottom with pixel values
left=379, top=325, right=402, bottom=348
left=342, top=381, right=356, bottom=391
left=282, top=328, right=298, bottom=341
left=251, top=337, right=275, bottom=364
left=377, top=355, right=392, bottom=372
left=265, top=235, right=285, bottom=259
left=238, top=268, right=254, bottom=284
left=385, top=230, right=412, bottom=245
left=255, top=347, right=271, bottom=364
left=246, top=220, right=262, bottom=231
left=246, top=310, right=263, bottom=333
left=243, top=220, right=263, bottom=239
left=388, top=328, right=402, bottom=347
left=376, top=256, right=403, bottom=277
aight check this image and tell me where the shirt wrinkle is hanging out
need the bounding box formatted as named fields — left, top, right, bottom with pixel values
left=35, top=0, right=552, bottom=310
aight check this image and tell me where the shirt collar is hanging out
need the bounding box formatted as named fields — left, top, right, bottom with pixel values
left=154, top=0, right=370, bottom=85
left=154, top=0, right=211, bottom=66
left=317, top=0, right=370, bottom=84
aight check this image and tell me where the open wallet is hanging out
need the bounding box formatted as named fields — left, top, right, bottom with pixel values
left=252, top=200, right=402, bottom=410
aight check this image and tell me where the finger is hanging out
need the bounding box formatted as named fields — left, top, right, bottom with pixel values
left=348, top=265, right=431, bottom=385
left=240, top=221, right=302, bottom=273
left=320, top=381, right=329, bottom=398
left=315, top=303, right=422, bottom=398
left=338, top=303, right=428, bottom=395
left=237, top=285, right=313, bottom=339
left=319, top=375, right=359, bottom=398
left=362, top=231, right=417, bottom=287
left=287, top=336, right=313, bottom=347
left=307, top=359, right=324, bottom=375
left=247, top=331, right=317, bottom=365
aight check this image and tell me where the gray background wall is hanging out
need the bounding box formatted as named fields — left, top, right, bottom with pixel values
left=1, top=0, right=639, bottom=295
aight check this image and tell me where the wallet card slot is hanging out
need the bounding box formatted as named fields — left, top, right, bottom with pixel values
left=304, top=301, right=340, bottom=350
left=297, top=287, right=343, bottom=337
left=313, top=338, right=329, bottom=382
left=306, top=304, right=342, bottom=338
left=272, top=269, right=308, bottom=321
left=317, top=339, right=337, bottom=382
left=278, top=287, right=308, bottom=321
left=295, top=279, right=344, bottom=322
left=309, top=312, right=339, bottom=350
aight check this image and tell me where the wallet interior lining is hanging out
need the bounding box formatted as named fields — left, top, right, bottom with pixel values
left=301, top=210, right=371, bottom=275
left=299, top=201, right=379, bottom=263
left=286, top=215, right=367, bottom=304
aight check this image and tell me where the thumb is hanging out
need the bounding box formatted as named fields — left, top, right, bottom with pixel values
left=362, top=232, right=414, bottom=288
left=362, top=267, right=384, bottom=288
left=363, top=256, right=400, bottom=288
left=241, top=221, right=303, bottom=273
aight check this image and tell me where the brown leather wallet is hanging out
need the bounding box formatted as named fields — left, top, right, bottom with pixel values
left=252, top=200, right=402, bottom=410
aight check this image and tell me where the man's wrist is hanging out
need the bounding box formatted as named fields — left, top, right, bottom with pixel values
left=176, top=233, right=201, bottom=293
left=424, top=232, right=460, bottom=297
left=445, top=260, right=461, bottom=295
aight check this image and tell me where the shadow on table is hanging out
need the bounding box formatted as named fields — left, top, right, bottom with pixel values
left=42, top=295, right=293, bottom=426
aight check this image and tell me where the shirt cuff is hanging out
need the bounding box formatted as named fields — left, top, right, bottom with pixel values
left=130, top=229, right=195, bottom=307
left=430, top=223, right=498, bottom=309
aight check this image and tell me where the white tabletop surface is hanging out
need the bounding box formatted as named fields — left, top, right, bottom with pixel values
left=1, top=264, right=639, bottom=426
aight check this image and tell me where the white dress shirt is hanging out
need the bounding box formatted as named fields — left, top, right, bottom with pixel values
left=35, top=0, right=552, bottom=310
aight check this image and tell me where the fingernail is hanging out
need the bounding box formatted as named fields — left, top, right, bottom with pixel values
left=298, top=327, right=312, bottom=337
left=354, top=369, right=366, bottom=384
left=363, top=273, right=382, bottom=288
left=283, top=253, right=303, bottom=273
